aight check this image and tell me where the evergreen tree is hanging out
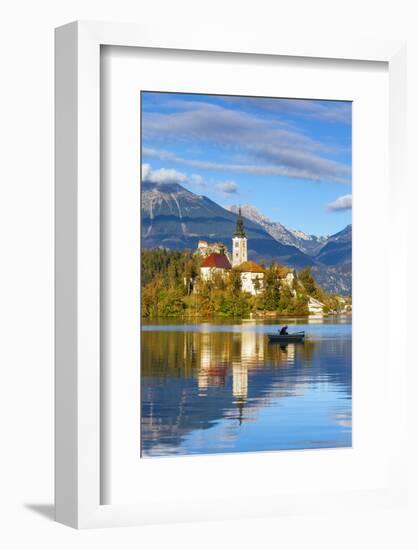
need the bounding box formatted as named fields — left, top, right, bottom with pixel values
left=228, top=268, right=242, bottom=295
left=298, top=267, right=317, bottom=296
left=262, top=265, right=280, bottom=311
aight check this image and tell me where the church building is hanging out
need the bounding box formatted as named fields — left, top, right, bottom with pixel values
left=232, top=209, right=265, bottom=295
left=200, top=252, right=232, bottom=281
left=198, top=208, right=265, bottom=296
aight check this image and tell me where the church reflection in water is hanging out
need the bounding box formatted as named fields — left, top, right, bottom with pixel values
left=140, top=321, right=353, bottom=457
left=194, top=325, right=313, bottom=398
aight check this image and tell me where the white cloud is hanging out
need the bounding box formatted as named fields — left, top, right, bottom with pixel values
left=232, top=97, right=352, bottom=124
left=142, top=165, right=187, bottom=185
left=327, top=194, right=352, bottom=211
left=141, top=101, right=351, bottom=185
left=142, top=163, right=210, bottom=193
left=142, top=147, right=350, bottom=184
left=215, top=180, right=239, bottom=195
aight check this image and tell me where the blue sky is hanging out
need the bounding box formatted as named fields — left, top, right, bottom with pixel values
left=141, top=92, right=352, bottom=237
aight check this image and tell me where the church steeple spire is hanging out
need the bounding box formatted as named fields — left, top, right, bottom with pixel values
left=234, top=207, right=246, bottom=238
left=232, top=207, right=248, bottom=267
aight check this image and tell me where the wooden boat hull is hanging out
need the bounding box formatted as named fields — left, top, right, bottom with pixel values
left=267, top=332, right=305, bottom=343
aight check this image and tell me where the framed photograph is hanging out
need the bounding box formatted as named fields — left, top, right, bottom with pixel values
left=55, top=21, right=408, bottom=528
left=139, top=89, right=353, bottom=459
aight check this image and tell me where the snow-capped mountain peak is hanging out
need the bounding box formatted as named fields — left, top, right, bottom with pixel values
left=226, top=204, right=271, bottom=225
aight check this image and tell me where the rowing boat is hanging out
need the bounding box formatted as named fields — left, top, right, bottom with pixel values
left=267, top=331, right=305, bottom=343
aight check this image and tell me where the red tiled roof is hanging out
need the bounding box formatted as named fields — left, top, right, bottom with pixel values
left=201, top=253, right=232, bottom=269
left=237, top=260, right=265, bottom=273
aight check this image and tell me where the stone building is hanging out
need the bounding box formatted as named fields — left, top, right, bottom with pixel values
left=196, top=240, right=228, bottom=258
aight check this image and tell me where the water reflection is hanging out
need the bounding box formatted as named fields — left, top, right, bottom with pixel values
left=141, top=320, right=352, bottom=457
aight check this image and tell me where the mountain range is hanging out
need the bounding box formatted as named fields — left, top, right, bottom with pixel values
left=227, top=204, right=328, bottom=255
left=227, top=204, right=352, bottom=294
left=141, top=182, right=352, bottom=294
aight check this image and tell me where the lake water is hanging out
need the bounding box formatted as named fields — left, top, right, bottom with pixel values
left=141, top=318, right=352, bottom=457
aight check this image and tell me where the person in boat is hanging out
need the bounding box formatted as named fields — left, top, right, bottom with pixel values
left=279, top=325, right=289, bottom=335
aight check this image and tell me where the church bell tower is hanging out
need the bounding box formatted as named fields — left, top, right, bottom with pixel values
left=232, top=208, right=248, bottom=267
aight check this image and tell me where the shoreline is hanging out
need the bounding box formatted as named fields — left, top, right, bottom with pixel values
left=141, top=312, right=352, bottom=324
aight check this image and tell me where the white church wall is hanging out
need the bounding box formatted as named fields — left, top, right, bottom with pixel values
left=240, top=272, right=264, bottom=295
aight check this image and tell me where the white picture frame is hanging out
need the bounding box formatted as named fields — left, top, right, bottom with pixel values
left=55, top=21, right=408, bottom=529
